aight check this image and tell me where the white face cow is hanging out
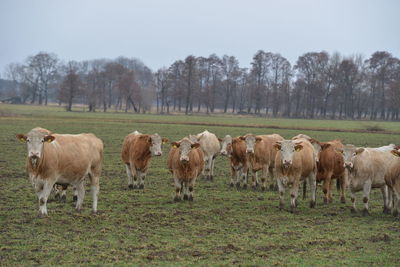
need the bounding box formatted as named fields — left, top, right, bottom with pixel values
left=148, top=133, right=168, bottom=156
left=16, top=130, right=55, bottom=167
left=171, top=138, right=200, bottom=162
left=274, top=140, right=303, bottom=168
left=241, top=134, right=262, bottom=154
left=220, top=135, right=232, bottom=156
left=340, top=144, right=364, bottom=170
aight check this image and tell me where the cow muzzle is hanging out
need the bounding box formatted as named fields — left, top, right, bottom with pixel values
left=29, top=154, right=40, bottom=166
left=180, top=156, right=189, bottom=163
left=283, top=160, right=292, bottom=169
left=154, top=152, right=162, bottom=156
left=246, top=149, right=254, bottom=154
left=344, top=162, right=353, bottom=169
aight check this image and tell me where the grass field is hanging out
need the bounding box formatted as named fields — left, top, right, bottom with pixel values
left=1, top=104, right=400, bottom=266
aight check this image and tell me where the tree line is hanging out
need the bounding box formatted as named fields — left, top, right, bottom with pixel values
left=2, top=50, right=400, bottom=120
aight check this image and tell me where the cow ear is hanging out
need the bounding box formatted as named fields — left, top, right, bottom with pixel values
left=321, top=143, right=331, bottom=150
left=309, top=138, right=318, bottom=144
left=355, top=148, right=364, bottom=154
left=218, top=138, right=223, bottom=142
left=335, top=148, right=344, bottom=154
left=295, top=144, right=303, bottom=152
left=16, top=134, right=27, bottom=142
left=256, top=137, right=262, bottom=142
left=191, top=143, right=201, bottom=149
left=162, top=138, right=169, bottom=144
left=171, top=142, right=180, bottom=148
left=44, top=135, right=55, bottom=143
left=239, top=136, right=246, bottom=140
left=274, top=143, right=281, bottom=151
left=391, top=150, right=400, bottom=157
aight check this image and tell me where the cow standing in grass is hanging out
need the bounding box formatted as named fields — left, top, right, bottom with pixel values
left=241, top=134, right=284, bottom=191
left=121, top=131, right=168, bottom=189
left=220, top=135, right=249, bottom=188
left=341, top=145, right=395, bottom=215
left=274, top=138, right=317, bottom=212
left=310, top=139, right=347, bottom=204
left=167, top=138, right=204, bottom=201
left=189, top=130, right=220, bottom=181
left=16, top=127, right=103, bottom=216
left=385, top=150, right=400, bottom=217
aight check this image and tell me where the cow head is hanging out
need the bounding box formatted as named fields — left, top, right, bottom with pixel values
left=340, top=144, right=364, bottom=170
left=220, top=135, right=232, bottom=157
left=240, top=134, right=262, bottom=154
left=16, top=128, right=55, bottom=167
left=148, top=133, right=168, bottom=156
left=309, top=139, right=332, bottom=163
left=171, top=138, right=200, bottom=163
left=274, top=140, right=303, bottom=169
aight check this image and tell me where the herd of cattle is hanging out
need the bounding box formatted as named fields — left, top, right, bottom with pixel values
left=16, top=127, right=400, bottom=218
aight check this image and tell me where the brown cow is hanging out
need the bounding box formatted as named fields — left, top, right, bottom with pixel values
left=241, top=134, right=284, bottom=191
left=385, top=150, right=400, bottom=217
left=16, top=127, right=103, bottom=216
left=121, top=131, right=168, bottom=189
left=220, top=135, right=249, bottom=188
left=310, top=139, right=347, bottom=204
left=274, top=139, right=317, bottom=212
left=167, top=138, right=204, bottom=201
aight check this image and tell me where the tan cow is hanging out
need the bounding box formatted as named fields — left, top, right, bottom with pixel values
left=341, top=145, right=395, bottom=215
left=220, top=135, right=249, bottom=188
left=274, top=139, right=317, bottom=212
left=121, top=131, right=168, bottom=189
left=16, top=127, right=103, bottom=216
left=167, top=138, right=204, bottom=201
left=310, top=139, right=347, bottom=204
left=385, top=150, right=400, bottom=217
left=241, top=133, right=284, bottom=191
left=189, top=130, right=220, bottom=180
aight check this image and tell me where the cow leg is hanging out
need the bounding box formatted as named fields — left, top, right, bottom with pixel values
left=75, top=181, right=85, bottom=212
left=268, top=167, right=276, bottom=191
left=350, top=190, right=357, bottom=213
left=188, top=179, right=195, bottom=201
left=173, top=177, right=182, bottom=202
left=73, top=186, right=78, bottom=202
left=277, top=178, right=285, bottom=210
left=251, top=171, right=258, bottom=190
left=88, top=173, right=100, bottom=214
left=210, top=157, right=216, bottom=181
left=382, top=186, right=391, bottom=214
left=362, top=180, right=372, bottom=216
left=308, top=173, right=317, bottom=208
left=322, top=171, right=333, bottom=204
left=125, top=164, right=134, bottom=189
left=137, top=171, right=146, bottom=189
left=183, top=182, right=189, bottom=200
left=37, top=181, right=54, bottom=216
left=289, top=179, right=300, bottom=212
left=393, top=186, right=400, bottom=217
left=339, top=175, right=346, bottom=203
left=230, top=167, right=235, bottom=187
left=60, top=186, right=67, bottom=203
left=260, top=166, right=268, bottom=192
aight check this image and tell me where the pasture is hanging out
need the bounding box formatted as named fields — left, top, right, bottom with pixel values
left=1, top=104, right=400, bottom=266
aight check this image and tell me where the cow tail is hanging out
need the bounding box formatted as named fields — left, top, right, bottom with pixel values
left=302, top=179, right=307, bottom=200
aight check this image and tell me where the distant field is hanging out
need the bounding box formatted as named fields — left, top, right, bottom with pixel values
left=1, top=104, right=400, bottom=266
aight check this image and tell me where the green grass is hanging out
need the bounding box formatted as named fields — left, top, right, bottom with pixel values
left=1, top=104, right=400, bottom=266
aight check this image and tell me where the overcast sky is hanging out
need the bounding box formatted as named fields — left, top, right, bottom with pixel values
left=0, top=0, right=399, bottom=75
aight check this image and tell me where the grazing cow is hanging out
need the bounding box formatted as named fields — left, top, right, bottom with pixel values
left=167, top=138, right=204, bottom=201
left=121, top=131, right=168, bottom=189
left=241, top=134, right=284, bottom=191
left=310, top=139, right=347, bottom=204
left=189, top=130, right=220, bottom=180
left=385, top=150, right=400, bottom=217
left=274, top=139, right=317, bottom=212
left=16, top=127, right=103, bottom=216
left=220, top=135, right=249, bottom=188
left=341, top=145, right=394, bottom=215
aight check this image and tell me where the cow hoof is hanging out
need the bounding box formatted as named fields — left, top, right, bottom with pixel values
left=183, top=194, right=189, bottom=200
left=139, top=184, right=144, bottom=189
left=269, top=184, right=275, bottom=191
left=73, top=196, right=78, bottom=202
left=243, top=184, right=247, bottom=190
left=383, top=207, right=390, bottom=214
left=60, top=195, right=66, bottom=203
left=252, top=185, right=257, bottom=191
left=235, top=182, right=241, bottom=189
left=174, top=196, right=181, bottom=202
left=279, top=203, right=284, bottom=211
left=128, top=184, right=134, bottom=189
left=340, top=197, right=346, bottom=204
left=188, top=195, right=193, bottom=201
left=289, top=206, right=296, bottom=213
left=323, top=198, right=328, bottom=204
left=362, top=209, right=370, bottom=216
left=350, top=208, right=357, bottom=214
left=261, top=186, right=266, bottom=192
left=393, top=210, right=399, bottom=217
left=230, top=183, right=234, bottom=188
left=309, top=201, right=316, bottom=208
left=54, top=194, right=60, bottom=201
left=209, top=175, right=214, bottom=181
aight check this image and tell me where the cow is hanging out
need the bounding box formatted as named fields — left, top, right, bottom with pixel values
left=340, top=145, right=395, bottom=215
left=167, top=138, right=204, bottom=201
left=121, top=131, right=168, bottom=189
left=189, top=130, right=220, bottom=181
left=372, top=144, right=396, bottom=152
left=220, top=135, right=249, bottom=188
left=309, top=139, right=347, bottom=204
left=241, top=133, right=284, bottom=191
left=16, top=127, right=103, bottom=216
left=385, top=150, right=400, bottom=217
left=274, top=139, right=317, bottom=212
